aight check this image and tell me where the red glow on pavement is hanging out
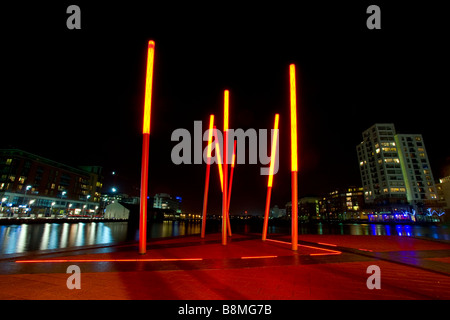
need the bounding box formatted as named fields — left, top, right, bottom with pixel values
left=16, top=258, right=203, bottom=263
left=309, top=252, right=341, bottom=256
left=241, top=256, right=278, bottom=259
left=265, top=239, right=342, bottom=256
left=318, top=242, right=338, bottom=247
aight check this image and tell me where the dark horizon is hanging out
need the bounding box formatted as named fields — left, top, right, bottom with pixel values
left=3, top=2, right=449, bottom=215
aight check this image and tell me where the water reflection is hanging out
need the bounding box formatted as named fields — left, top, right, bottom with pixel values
left=0, top=221, right=448, bottom=255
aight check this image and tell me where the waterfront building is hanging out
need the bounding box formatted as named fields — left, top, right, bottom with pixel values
left=319, top=187, right=365, bottom=221
left=436, top=176, right=450, bottom=213
left=286, top=197, right=320, bottom=222
left=356, top=124, right=440, bottom=222
left=153, top=193, right=182, bottom=213
left=0, top=149, right=103, bottom=217
left=270, top=205, right=286, bottom=218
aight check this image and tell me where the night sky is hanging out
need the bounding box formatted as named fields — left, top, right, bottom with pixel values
left=3, top=1, right=449, bottom=215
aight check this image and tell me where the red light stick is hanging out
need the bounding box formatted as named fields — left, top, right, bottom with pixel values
left=262, top=114, right=279, bottom=241
left=201, top=115, right=215, bottom=238
left=139, top=40, right=155, bottom=255
left=290, top=64, right=298, bottom=251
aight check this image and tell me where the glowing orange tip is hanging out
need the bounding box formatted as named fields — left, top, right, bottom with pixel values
left=224, top=90, right=229, bottom=132
left=142, top=41, right=155, bottom=134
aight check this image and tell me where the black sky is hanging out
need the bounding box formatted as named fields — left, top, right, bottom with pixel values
left=2, top=1, right=449, bottom=215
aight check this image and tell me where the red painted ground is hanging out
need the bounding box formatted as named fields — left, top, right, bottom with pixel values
left=1, top=233, right=449, bottom=300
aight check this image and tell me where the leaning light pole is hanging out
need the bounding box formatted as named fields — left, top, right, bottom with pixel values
left=222, top=90, right=229, bottom=245
left=139, top=40, right=155, bottom=255
left=289, top=64, right=299, bottom=251
left=201, top=114, right=215, bottom=238
left=262, top=113, right=279, bottom=241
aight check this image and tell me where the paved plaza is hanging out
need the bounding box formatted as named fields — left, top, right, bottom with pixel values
left=0, top=233, right=449, bottom=300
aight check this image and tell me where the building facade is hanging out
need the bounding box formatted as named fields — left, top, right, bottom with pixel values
left=0, top=149, right=103, bottom=217
left=153, top=193, right=182, bottom=213
left=286, top=197, right=320, bottom=222
left=357, top=124, right=441, bottom=222
left=319, top=187, right=365, bottom=221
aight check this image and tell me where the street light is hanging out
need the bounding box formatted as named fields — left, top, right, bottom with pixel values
left=1, top=197, right=7, bottom=214
left=50, top=201, right=56, bottom=217
left=85, top=194, right=91, bottom=217
left=61, top=191, right=67, bottom=216
left=23, top=185, right=32, bottom=216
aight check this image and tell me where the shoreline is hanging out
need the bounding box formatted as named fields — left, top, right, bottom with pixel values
left=0, top=216, right=446, bottom=227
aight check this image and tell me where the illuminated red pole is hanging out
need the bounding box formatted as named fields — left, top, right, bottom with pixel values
left=262, top=114, right=279, bottom=241
left=222, top=90, right=229, bottom=245
left=139, top=40, right=155, bottom=255
left=226, top=140, right=237, bottom=237
left=290, top=64, right=299, bottom=251
left=213, top=126, right=224, bottom=191
left=201, top=115, right=215, bottom=238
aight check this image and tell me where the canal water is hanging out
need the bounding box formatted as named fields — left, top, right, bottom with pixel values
left=0, top=221, right=449, bottom=255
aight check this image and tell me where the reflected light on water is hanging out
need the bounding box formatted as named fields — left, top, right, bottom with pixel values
left=0, top=221, right=448, bottom=255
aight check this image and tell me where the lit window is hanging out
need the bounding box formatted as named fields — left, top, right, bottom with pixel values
left=376, top=148, right=380, bottom=153
left=6, top=159, right=12, bottom=165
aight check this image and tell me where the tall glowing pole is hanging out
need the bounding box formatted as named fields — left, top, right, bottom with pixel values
left=139, top=40, right=155, bottom=255
left=262, top=114, right=279, bottom=241
left=290, top=64, right=298, bottom=251
left=226, top=140, right=237, bottom=237
left=222, top=90, right=229, bottom=245
left=213, top=126, right=224, bottom=191
left=201, top=115, right=215, bottom=238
